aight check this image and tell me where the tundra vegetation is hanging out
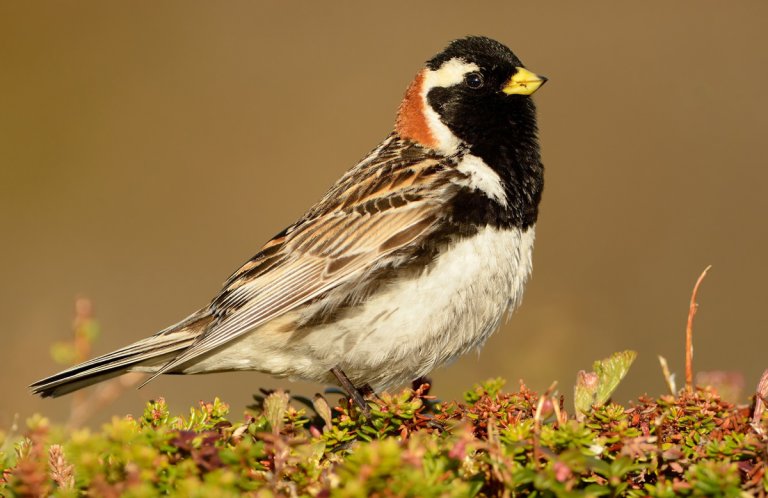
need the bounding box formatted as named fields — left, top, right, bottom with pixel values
left=3, top=269, right=767, bottom=497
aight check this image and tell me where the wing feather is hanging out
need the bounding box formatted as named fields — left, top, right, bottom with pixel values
left=145, top=137, right=465, bottom=381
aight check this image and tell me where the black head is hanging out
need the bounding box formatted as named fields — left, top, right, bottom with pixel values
left=422, top=36, right=546, bottom=160
left=426, top=36, right=525, bottom=73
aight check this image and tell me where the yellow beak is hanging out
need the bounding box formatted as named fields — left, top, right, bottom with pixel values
left=502, top=67, right=547, bottom=96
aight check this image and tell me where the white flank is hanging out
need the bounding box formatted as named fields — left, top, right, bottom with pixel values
left=186, top=226, right=537, bottom=392
left=420, top=58, right=479, bottom=155
left=306, top=225, right=535, bottom=389
left=455, top=154, right=508, bottom=206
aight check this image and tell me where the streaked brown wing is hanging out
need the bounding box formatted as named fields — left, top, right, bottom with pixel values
left=147, top=137, right=463, bottom=378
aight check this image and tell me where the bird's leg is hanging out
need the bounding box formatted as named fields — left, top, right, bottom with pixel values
left=330, top=366, right=370, bottom=416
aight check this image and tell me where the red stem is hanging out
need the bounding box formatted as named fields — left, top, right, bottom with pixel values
left=686, top=265, right=711, bottom=392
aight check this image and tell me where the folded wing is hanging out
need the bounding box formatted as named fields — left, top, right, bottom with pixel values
left=145, top=138, right=464, bottom=381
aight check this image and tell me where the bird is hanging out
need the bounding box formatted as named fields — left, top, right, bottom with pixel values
left=30, top=36, right=547, bottom=413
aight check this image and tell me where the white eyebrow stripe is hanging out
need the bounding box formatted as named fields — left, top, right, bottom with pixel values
left=422, top=58, right=480, bottom=89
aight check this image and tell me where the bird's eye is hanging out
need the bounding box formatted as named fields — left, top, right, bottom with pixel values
left=464, top=72, right=484, bottom=89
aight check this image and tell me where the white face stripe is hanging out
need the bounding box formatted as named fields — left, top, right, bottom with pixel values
left=422, top=58, right=480, bottom=90
left=419, top=58, right=480, bottom=155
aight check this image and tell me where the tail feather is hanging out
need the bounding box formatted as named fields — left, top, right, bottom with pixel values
left=30, top=310, right=212, bottom=398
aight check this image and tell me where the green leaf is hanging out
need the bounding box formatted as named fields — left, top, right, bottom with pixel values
left=263, top=390, right=290, bottom=433
left=574, top=350, right=637, bottom=419
left=593, top=350, right=636, bottom=406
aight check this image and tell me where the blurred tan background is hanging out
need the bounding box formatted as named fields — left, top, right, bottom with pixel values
left=2, top=2, right=767, bottom=427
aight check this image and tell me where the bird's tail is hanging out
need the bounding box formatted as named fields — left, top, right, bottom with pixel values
left=30, top=310, right=213, bottom=398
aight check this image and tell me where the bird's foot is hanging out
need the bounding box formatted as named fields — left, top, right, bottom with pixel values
left=330, top=366, right=371, bottom=417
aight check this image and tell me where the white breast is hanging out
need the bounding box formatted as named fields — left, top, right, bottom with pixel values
left=188, top=225, right=536, bottom=391
left=307, top=225, right=536, bottom=390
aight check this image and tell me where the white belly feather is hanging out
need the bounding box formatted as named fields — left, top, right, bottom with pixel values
left=186, top=226, right=535, bottom=391
left=264, top=225, right=535, bottom=390
left=329, top=225, right=535, bottom=389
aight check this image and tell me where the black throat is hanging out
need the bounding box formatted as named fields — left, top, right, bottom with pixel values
left=447, top=99, right=544, bottom=232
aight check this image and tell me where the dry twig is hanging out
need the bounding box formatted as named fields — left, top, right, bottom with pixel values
left=685, top=265, right=711, bottom=392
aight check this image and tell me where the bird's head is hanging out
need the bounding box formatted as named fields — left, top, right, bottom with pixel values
left=396, top=36, right=546, bottom=156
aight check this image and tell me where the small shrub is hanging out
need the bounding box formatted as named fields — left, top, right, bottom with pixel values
left=2, top=377, right=767, bottom=497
